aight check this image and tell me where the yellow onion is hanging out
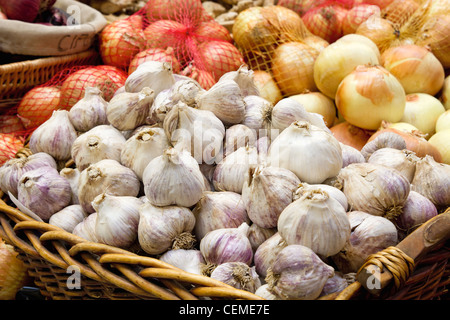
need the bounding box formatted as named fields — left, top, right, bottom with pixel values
left=301, top=34, right=329, bottom=53
left=145, top=0, right=205, bottom=21
left=272, top=42, right=319, bottom=96
left=252, top=70, right=282, bottom=105
left=381, top=0, right=419, bottom=27
left=381, top=44, right=445, bottom=96
left=383, top=121, right=420, bottom=133
left=0, top=134, right=24, bottom=166
left=330, top=122, right=374, bottom=151
left=335, top=64, right=406, bottom=130
left=400, top=93, right=445, bottom=138
left=355, top=15, right=398, bottom=53
left=0, top=115, right=25, bottom=134
left=289, top=91, right=336, bottom=128
left=313, top=38, right=380, bottom=99
left=428, top=129, right=450, bottom=165
left=435, top=110, right=450, bottom=133
left=342, top=4, right=381, bottom=35
left=442, top=75, right=450, bottom=110
left=0, top=239, right=29, bottom=300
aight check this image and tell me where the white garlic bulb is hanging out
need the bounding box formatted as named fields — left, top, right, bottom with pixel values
left=142, top=148, right=206, bottom=207
left=193, top=191, right=250, bottom=241
left=72, top=212, right=99, bottom=242
left=271, top=97, right=330, bottom=133
left=242, top=165, right=301, bottom=229
left=0, top=152, right=57, bottom=198
left=29, top=110, right=78, bottom=161
left=93, top=193, right=143, bottom=249
left=265, top=244, right=335, bottom=300
left=253, top=232, right=288, bottom=278
left=106, top=87, right=155, bottom=131
left=71, top=125, right=126, bottom=171
left=223, top=124, right=257, bottom=157
left=340, top=143, right=366, bottom=168
left=170, top=78, right=205, bottom=107
left=278, top=189, right=351, bottom=257
left=293, top=182, right=348, bottom=211
left=120, top=127, right=170, bottom=181
left=241, top=95, right=273, bottom=137
left=368, top=148, right=419, bottom=182
left=159, top=249, right=205, bottom=275
left=213, top=145, right=260, bottom=194
left=196, top=79, right=246, bottom=125
left=49, top=204, right=87, bottom=233
left=319, top=272, right=349, bottom=297
left=125, top=61, right=175, bottom=95
left=78, top=159, right=140, bottom=214
left=163, top=102, right=225, bottom=164
left=59, top=167, right=81, bottom=205
left=138, top=202, right=196, bottom=255
left=17, top=166, right=72, bottom=221
left=268, top=121, right=343, bottom=184
left=210, top=262, right=262, bottom=293
left=332, top=211, right=398, bottom=273
left=218, top=65, right=259, bottom=97
left=149, top=89, right=174, bottom=124
left=68, top=86, right=109, bottom=132
left=247, top=224, right=277, bottom=252
left=255, top=284, right=280, bottom=300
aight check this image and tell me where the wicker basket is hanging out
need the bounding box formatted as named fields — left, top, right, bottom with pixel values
left=0, top=152, right=449, bottom=300
left=0, top=49, right=99, bottom=103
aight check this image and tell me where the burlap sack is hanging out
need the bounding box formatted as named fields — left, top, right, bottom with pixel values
left=0, top=0, right=107, bottom=56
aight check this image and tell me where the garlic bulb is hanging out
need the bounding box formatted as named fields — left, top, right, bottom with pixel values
left=93, top=193, right=143, bottom=249
left=268, top=121, right=343, bottom=184
left=125, top=61, right=175, bottom=95
left=293, top=182, right=348, bottom=211
left=271, top=98, right=330, bottom=133
left=278, top=189, right=351, bottom=257
left=138, top=202, right=196, bottom=255
left=0, top=152, right=57, bottom=198
left=106, top=87, right=155, bottom=131
left=17, top=166, right=72, bottom=221
left=78, top=159, right=140, bottom=214
left=218, top=65, right=259, bottom=97
left=394, top=191, right=438, bottom=238
left=411, top=155, right=450, bottom=209
left=210, top=262, right=261, bottom=293
left=255, top=136, right=270, bottom=158
left=266, top=244, right=335, bottom=300
left=193, top=191, right=250, bottom=241
left=200, top=223, right=253, bottom=274
left=29, top=110, right=78, bottom=161
left=120, top=127, right=170, bottom=181
left=319, top=272, right=349, bottom=297
left=360, top=131, right=407, bottom=160
left=72, top=212, right=99, bottom=242
left=68, top=86, right=109, bottom=132
left=242, top=165, right=301, bottom=229
left=340, top=143, right=366, bottom=168
left=241, top=95, right=273, bottom=136
left=248, top=224, right=277, bottom=252
left=335, top=162, right=411, bottom=219
left=163, top=102, right=225, bottom=164
left=159, top=249, right=205, bottom=275
left=332, top=211, right=398, bottom=273
left=253, top=233, right=288, bottom=278
left=149, top=89, right=174, bottom=124
left=142, top=148, right=206, bottom=207
left=71, top=125, right=126, bottom=171
left=170, top=78, right=205, bottom=107
left=368, top=148, right=419, bottom=182
left=213, top=145, right=260, bottom=194
left=223, top=124, right=257, bottom=157
left=59, top=167, right=80, bottom=205
left=255, top=284, right=280, bottom=300
left=195, top=79, right=246, bottom=125
left=49, top=204, right=87, bottom=233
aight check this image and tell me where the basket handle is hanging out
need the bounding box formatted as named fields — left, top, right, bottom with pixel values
left=356, top=208, right=450, bottom=296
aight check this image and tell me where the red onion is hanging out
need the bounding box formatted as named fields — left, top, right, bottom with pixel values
left=0, top=0, right=40, bottom=22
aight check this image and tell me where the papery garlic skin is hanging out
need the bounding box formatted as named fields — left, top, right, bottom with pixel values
left=196, top=79, right=246, bottom=125
left=332, top=211, right=398, bottom=273
left=293, top=182, right=348, bottom=211
left=0, top=152, right=57, bottom=198
left=268, top=121, right=343, bottom=184
left=242, top=165, right=301, bottom=229
left=93, top=193, right=143, bottom=249
left=171, top=78, right=205, bottom=107
left=254, top=233, right=288, bottom=278
left=17, top=166, right=72, bottom=221
left=72, top=212, right=99, bottom=242
left=106, top=87, right=155, bottom=131
left=336, top=162, right=411, bottom=219
left=193, top=191, right=250, bottom=241
left=200, top=223, right=253, bottom=272
left=78, top=159, right=140, bottom=214
left=210, top=262, right=262, bottom=293
left=248, top=224, right=277, bottom=252
left=340, top=143, right=366, bottom=168
left=149, top=89, right=174, bottom=124
left=368, top=148, right=419, bottom=182
left=159, top=249, right=205, bottom=275
left=223, top=124, right=257, bottom=157
left=218, top=65, right=260, bottom=97
left=360, top=131, right=407, bottom=161
left=59, top=167, right=80, bottom=205
left=49, top=204, right=87, bottom=233
left=125, top=61, right=175, bottom=95
left=68, top=86, right=109, bottom=132
left=319, top=272, right=349, bottom=297
left=138, top=202, right=196, bottom=255
left=29, top=110, right=78, bottom=161
left=266, top=244, right=335, bottom=300
left=255, top=284, right=280, bottom=300
left=142, top=148, right=206, bottom=207
left=120, top=127, right=170, bottom=181
left=71, top=125, right=126, bottom=172
left=278, top=189, right=351, bottom=257
left=241, top=95, right=273, bottom=134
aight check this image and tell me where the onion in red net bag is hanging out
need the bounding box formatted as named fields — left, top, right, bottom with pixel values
left=128, top=47, right=182, bottom=75
left=0, top=133, right=24, bottom=166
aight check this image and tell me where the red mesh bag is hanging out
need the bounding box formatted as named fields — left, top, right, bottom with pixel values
left=98, top=0, right=244, bottom=89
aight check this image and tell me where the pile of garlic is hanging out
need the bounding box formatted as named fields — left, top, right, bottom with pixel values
left=1, top=60, right=449, bottom=300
